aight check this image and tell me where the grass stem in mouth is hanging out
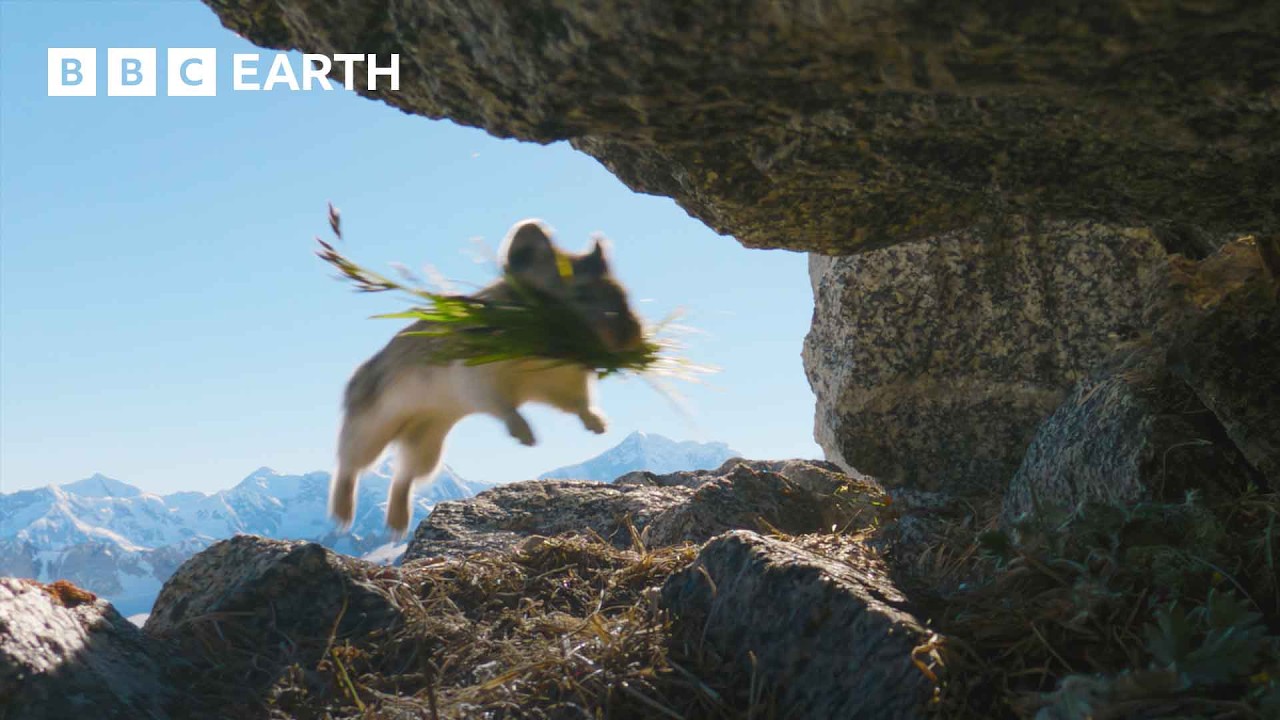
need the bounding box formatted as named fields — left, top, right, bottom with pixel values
left=315, top=207, right=713, bottom=383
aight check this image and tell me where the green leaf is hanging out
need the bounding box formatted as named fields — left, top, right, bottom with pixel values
left=1181, top=624, right=1267, bottom=685
left=1200, top=587, right=1262, bottom=632
left=1145, top=603, right=1193, bottom=668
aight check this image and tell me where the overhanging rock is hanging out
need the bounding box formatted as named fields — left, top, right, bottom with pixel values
left=203, top=0, right=1279, bottom=253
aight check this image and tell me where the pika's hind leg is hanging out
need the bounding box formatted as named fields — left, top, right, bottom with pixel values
left=386, top=420, right=449, bottom=536
left=330, top=404, right=402, bottom=528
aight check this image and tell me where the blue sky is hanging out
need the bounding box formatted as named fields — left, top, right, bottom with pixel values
left=0, top=1, right=820, bottom=495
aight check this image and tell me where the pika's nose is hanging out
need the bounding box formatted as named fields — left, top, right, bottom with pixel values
left=616, top=316, right=645, bottom=351
left=599, top=313, right=644, bottom=352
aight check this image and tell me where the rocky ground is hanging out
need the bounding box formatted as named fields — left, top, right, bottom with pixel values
left=4, top=1, right=1278, bottom=718
left=2, top=460, right=935, bottom=719
left=4, top=451, right=1277, bottom=717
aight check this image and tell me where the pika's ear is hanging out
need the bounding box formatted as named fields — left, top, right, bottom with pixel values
left=575, top=235, right=612, bottom=276
left=501, top=220, right=559, bottom=279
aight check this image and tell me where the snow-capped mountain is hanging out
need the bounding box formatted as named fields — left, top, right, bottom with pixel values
left=0, top=433, right=738, bottom=617
left=538, top=431, right=740, bottom=482
left=0, top=463, right=484, bottom=616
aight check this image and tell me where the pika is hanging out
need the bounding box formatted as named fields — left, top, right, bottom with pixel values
left=329, top=219, right=644, bottom=535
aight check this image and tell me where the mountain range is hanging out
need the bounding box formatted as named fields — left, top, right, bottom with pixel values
left=0, top=433, right=737, bottom=617
left=539, top=431, right=739, bottom=482
left=0, top=462, right=483, bottom=616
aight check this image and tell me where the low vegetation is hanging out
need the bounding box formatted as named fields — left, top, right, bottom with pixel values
left=914, top=487, right=1280, bottom=718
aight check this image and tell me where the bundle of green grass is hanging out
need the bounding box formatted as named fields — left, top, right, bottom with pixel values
left=316, top=206, right=706, bottom=383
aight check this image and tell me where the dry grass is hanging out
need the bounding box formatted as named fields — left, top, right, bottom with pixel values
left=163, top=535, right=775, bottom=719
left=150, top=466, right=1277, bottom=718
left=899, top=488, right=1280, bottom=718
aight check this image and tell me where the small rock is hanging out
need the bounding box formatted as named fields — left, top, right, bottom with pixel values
left=804, top=220, right=1167, bottom=493
left=743, top=458, right=864, bottom=496
left=403, top=480, right=691, bottom=561
left=1006, top=236, right=1277, bottom=518
left=661, top=531, right=935, bottom=719
left=406, top=463, right=878, bottom=561
left=145, top=535, right=398, bottom=695
left=0, top=577, right=177, bottom=719
left=1166, top=244, right=1279, bottom=485
left=645, top=464, right=860, bottom=546
left=1003, top=351, right=1255, bottom=519
left=617, top=458, right=854, bottom=496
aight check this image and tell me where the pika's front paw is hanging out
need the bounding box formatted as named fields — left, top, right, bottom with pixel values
left=329, top=475, right=356, bottom=529
left=330, top=502, right=355, bottom=529
left=386, top=501, right=411, bottom=538
left=581, top=409, right=608, bottom=434
left=505, top=413, right=537, bottom=446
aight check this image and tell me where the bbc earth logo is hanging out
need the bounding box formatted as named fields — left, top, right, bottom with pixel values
left=47, top=48, right=400, bottom=96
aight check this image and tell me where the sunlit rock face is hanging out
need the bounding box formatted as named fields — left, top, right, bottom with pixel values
left=807, top=226, right=1278, bottom=496
left=403, top=459, right=870, bottom=560
left=0, top=578, right=176, bottom=720
left=804, top=219, right=1168, bottom=490
left=203, top=0, right=1278, bottom=254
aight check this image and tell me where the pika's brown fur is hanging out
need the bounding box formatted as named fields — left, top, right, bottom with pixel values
left=330, top=220, right=643, bottom=534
